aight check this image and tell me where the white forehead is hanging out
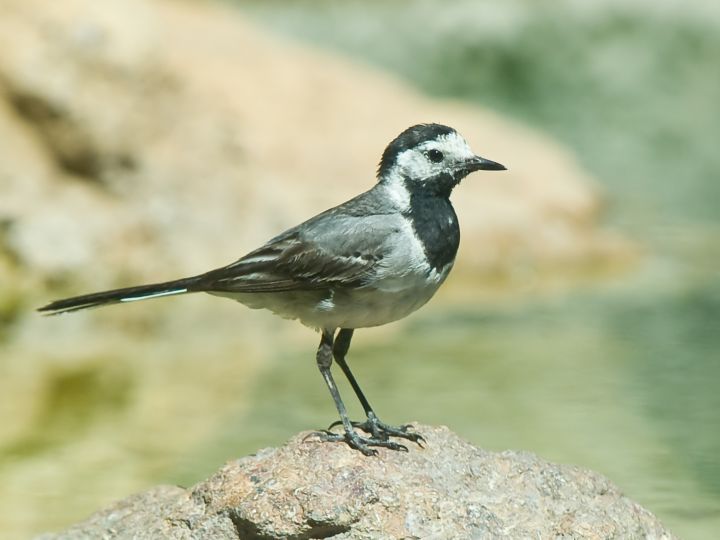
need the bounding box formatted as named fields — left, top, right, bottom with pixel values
left=419, top=131, right=475, bottom=159
left=393, top=131, right=475, bottom=177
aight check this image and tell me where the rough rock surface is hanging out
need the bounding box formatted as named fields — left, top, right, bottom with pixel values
left=39, top=425, right=675, bottom=539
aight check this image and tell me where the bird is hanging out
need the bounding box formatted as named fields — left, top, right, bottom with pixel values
left=39, top=123, right=506, bottom=455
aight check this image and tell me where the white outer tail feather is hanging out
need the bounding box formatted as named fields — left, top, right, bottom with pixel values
left=119, top=289, right=188, bottom=302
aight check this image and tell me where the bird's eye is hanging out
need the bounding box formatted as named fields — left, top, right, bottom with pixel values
left=425, top=149, right=444, bottom=163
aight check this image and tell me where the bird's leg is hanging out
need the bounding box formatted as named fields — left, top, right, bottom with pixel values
left=314, top=329, right=407, bottom=455
left=330, top=328, right=424, bottom=447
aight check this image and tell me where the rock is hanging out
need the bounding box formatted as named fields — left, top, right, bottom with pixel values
left=39, top=425, right=675, bottom=539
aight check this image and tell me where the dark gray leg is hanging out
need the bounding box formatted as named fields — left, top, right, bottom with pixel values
left=315, top=329, right=407, bottom=455
left=332, top=329, right=372, bottom=413
left=331, top=328, right=424, bottom=447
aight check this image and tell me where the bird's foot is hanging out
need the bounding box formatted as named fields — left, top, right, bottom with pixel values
left=314, top=428, right=409, bottom=456
left=328, top=412, right=425, bottom=447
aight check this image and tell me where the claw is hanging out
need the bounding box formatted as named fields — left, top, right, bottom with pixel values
left=350, top=417, right=424, bottom=448
left=315, top=430, right=383, bottom=456
left=314, top=415, right=424, bottom=454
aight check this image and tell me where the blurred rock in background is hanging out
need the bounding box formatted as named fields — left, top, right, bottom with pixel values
left=0, top=0, right=632, bottom=538
left=0, top=0, right=627, bottom=293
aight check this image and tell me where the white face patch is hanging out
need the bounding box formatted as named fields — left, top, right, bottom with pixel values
left=392, top=132, right=476, bottom=184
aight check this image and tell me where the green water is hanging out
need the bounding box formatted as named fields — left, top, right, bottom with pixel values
left=188, top=1, right=719, bottom=537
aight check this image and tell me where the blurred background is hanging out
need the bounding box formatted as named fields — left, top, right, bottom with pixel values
left=0, top=0, right=718, bottom=538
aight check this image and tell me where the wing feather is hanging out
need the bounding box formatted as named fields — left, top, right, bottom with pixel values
left=190, top=232, right=381, bottom=293
left=188, top=192, right=401, bottom=294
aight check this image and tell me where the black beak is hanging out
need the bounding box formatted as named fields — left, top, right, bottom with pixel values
left=463, top=155, right=507, bottom=173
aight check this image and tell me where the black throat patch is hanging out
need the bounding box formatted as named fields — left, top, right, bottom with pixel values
left=403, top=188, right=460, bottom=272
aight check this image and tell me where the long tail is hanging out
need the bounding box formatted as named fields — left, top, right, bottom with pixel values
left=37, top=276, right=202, bottom=315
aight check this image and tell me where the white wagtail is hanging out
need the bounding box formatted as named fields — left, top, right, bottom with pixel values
left=39, top=123, right=506, bottom=455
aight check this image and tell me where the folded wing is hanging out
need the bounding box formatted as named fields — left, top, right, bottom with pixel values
left=190, top=213, right=397, bottom=294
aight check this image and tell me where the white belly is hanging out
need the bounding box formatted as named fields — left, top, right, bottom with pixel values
left=210, top=262, right=453, bottom=330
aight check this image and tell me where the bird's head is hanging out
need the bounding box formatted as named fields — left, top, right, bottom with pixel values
left=377, top=123, right=506, bottom=198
